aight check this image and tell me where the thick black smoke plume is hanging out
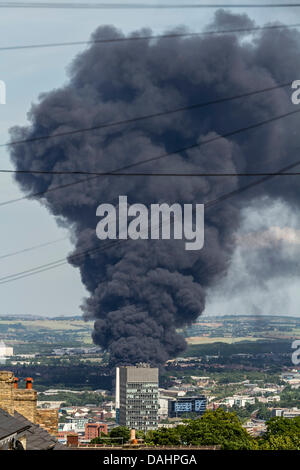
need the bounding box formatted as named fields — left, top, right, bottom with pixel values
left=9, top=10, right=300, bottom=366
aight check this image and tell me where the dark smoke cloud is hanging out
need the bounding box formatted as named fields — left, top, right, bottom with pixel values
left=9, top=10, right=300, bottom=366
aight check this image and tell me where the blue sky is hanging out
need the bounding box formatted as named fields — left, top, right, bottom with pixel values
left=0, top=1, right=299, bottom=317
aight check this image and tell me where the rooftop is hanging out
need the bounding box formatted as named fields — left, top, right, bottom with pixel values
left=13, top=411, right=65, bottom=450
left=0, top=408, right=30, bottom=441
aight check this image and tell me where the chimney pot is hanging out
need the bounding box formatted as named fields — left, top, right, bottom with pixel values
left=14, top=378, right=18, bottom=389
left=25, top=377, right=33, bottom=389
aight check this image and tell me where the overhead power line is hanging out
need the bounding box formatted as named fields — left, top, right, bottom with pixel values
left=2, top=142, right=298, bottom=266
left=0, top=239, right=117, bottom=284
left=2, top=107, right=300, bottom=179
left=205, top=157, right=300, bottom=207
left=1, top=106, right=299, bottom=208
left=0, top=237, right=67, bottom=260
left=1, top=3, right=300, bottom=10
left=2, top=104, right=300, bottom=281
left=1, top=23, right=299, bottom=52
left=1, top=87, right=298, bottom=281
left=2, top=170, right=300, bottom=177
left=3, top=81, right=292, bottom=148
left=1, top=153, right=300, bottom=286
left=2, top=165, right=300, bottom=266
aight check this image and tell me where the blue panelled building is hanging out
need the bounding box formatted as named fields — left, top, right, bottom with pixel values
left=168, top=396, right=207, bottom=418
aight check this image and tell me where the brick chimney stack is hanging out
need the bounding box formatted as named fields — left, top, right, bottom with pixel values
left=0, top=371, right=14, bottom=415
left=14, top=377, right=37, bottom=423
left=0, top=371, right=58, bottom=436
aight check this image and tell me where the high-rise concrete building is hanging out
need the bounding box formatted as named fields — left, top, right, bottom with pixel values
left=117, top=364, right=159, bottom=431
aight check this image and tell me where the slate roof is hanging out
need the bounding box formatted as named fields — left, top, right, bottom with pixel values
left=0, top=408, right=30, bottom=440
left=14, top=411, right=65, bottom=450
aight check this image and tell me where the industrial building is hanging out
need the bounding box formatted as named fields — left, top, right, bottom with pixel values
left=85, top=422, right=108, bottom=441
left=0, top=342, right=13, bottom=363
left=272, top=407, right=300, bottom=418
left=116, top=364, right=159, bottom=431
left=168, top=396, right=207, bottom=418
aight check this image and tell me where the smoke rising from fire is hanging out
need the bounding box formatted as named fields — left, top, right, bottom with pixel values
left=9, top=10, right=300, bottom=366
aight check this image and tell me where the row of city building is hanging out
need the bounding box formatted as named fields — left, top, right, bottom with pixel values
left=115, top=364, right=207, bottom=431
left=281, top=371, right=300, bottom=389
left=1, top=364, right=300, bottom=450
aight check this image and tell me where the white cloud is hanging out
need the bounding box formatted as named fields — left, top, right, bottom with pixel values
left=236, top=226, right=300, bottom=249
